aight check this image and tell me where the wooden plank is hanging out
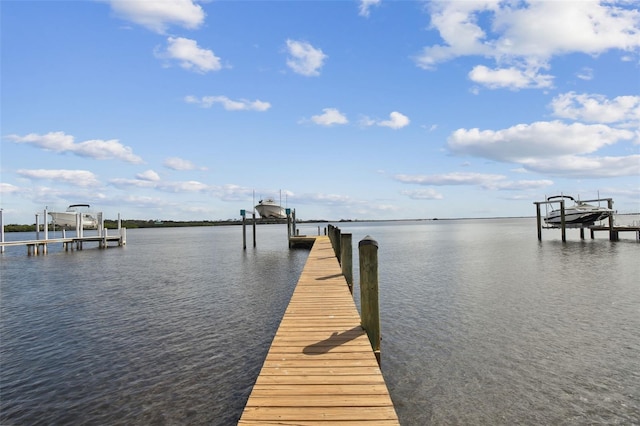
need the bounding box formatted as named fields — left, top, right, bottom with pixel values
left=239, top=406, right=399, bottom=421
left=238, top=236, right=399, bottom=425
left=250, top=384, right=392, bottom=395
left=239, top=419, right=400, bottom=426
left=244, top=394, right=394, bottom=407
left=254, top=374, right=387, bottom=385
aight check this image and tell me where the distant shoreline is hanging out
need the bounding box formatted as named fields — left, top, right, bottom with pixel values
left=3, top=213, right=638, bottom=233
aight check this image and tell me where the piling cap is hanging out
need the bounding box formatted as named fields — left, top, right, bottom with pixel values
left=359, top=235, right=378, bottom=248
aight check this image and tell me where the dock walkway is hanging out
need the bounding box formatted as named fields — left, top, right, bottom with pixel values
left=0, top=234, right=125, bottom=255
left=239, top=236, right=399, bottom=425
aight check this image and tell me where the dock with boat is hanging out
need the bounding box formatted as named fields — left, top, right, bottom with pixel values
left=239, top=229, right=399, bottom=425
left=534, top=195, right=639, bottom=241
left=0, top=209, right=126, bottom=255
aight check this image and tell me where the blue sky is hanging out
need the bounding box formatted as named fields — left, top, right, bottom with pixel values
left=2, top=0, right=639, bottom=224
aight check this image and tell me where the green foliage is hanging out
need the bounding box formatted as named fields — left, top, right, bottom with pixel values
left=2, top=220, right=244, bottom=232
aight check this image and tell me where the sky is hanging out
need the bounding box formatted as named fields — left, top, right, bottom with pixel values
left=1, top=0, right=639, bottom=224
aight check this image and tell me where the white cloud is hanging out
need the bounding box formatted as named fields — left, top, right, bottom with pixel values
left=109, top=177, right=157, bottom=188
left=17, top=169, right=100, bottom=187
left=550, top=92, right=640, bottom=125
left=285, top=39, right=327, bottom=76
left=523, top=155, right=640, bottom=178
left=488, top=179, right=554, bottom=190
left=308, top=193, right=354, bottom=204
left=576, top=67, right=594, bottom=81
left=361, top=111, right=410, bottom=129
left=394, top=172, right=553, bottom=191
left=359, top=116, right=376, bottom=127
left=164, top=157, right=200, bottom=171
left=7, top=131, right=143, bottom=164
left=448, top=121, right=634, bottom=162
left=74, top=139, right=142, bottom=162
left=0, top=183, right=20, bottom=194
left=447, top=118, right=639, bottom=178
left=395, top=172, right=506, bottom=186
left=359, top=0, right=381, bottom=17
left=491, top=1, right=640, bottom=57
left=468, top=65, right=554, bottom=90
left=414, top=1, right=494, bottom=70
left=378, top=111, right=410, bottom=129
left=6, top=131, right=75, bottom=151
left=415, top=1, right=640, bottom=89
left=136, top=170, right=161, bottom=181
left=110, top=175, right=211, bottom=192
left=311, top=108, right=348, bottom=126
left=122, top=194, right=174, bottom=208
left=185, top=95, right=271, bottom=111
left=157, top=37, right=221, bottom=73
left=211, top=184, right=255, bottom=202
left=108, top=0, right=205, bottom=33
left=400, top=188, right=444, bottom=200
left=160, top=180, right=210, bottom=192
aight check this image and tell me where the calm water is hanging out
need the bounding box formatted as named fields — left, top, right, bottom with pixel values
left=1, top=218, right=639, bottom=425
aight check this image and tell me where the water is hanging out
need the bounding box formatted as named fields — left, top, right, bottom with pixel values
left=1, top=219, right=639, bottom=425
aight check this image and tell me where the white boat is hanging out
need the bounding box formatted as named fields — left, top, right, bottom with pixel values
left=255, top=198, right=287, bottom=219
left=48, top=204, right=98, bottom=229
left=544, top=196, right=613, bottom=228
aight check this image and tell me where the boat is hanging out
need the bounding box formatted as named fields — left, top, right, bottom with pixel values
left=544, top=196, right=613, bottom=228
left=255, top=198, right=287, bottom=219
left=48, top=204, right=98, bottom=229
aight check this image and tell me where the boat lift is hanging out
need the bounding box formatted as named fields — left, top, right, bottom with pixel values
left=533, top=197, right=615, bottom=242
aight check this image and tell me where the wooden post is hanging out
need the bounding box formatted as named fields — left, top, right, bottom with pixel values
left=535, top=202, right=542, bottom=241
left=359, top=235, right=380, bottom=365
left=608, top=199, right=616, bottom=241
left=42, top=209, right=48, bottom=254
left=333, top=226, right=342, bottom=261
left=292, top=209, right=297, bottom=237
left=43, top=209, right=49, bottom=241
left=76, top=211, right=82, bottom=239
left=98, top=212, right=106, bottom=248
left=580, top=227, right=585, bottom=240
left=118, top=213, right=126, bottom=246
left=252, top=212, right=256, bottom=247
left=340, top=233, right=353, bottom=293
left=560, top=200, right=566, bottom=242
left=287, top=208, right=292, bottom=237
left=241, top=209, right=247, bottom=249
left=0, top=209, right=4, bottom=253
left=36, top=213, right=40, bottom=241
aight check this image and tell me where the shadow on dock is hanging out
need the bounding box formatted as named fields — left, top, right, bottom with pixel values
left=303, top=327, right=366, bottom=355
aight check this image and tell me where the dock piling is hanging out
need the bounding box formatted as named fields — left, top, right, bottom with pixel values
left=560, top=200, right=566, bottom=242
left=359, top=235, right=381, bottom=365
left=0, top=209, right=4, bottom=253
left=241, top=210, right=247, bottom=249
left=340, top=233, right=353, bottom=293
left=252, top=212, right=256, bottom=247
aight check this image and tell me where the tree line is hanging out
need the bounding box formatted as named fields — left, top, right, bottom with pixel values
left=2, top=219, right=243, bottom=232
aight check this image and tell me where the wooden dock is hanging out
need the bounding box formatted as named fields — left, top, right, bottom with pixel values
left=0, top=233, right=126, bottom=255
left=590, top=225, right=640, bottom=241
left=0, top=209, right=126, bottom=255
left=239, top=236, right=399, bottom=425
